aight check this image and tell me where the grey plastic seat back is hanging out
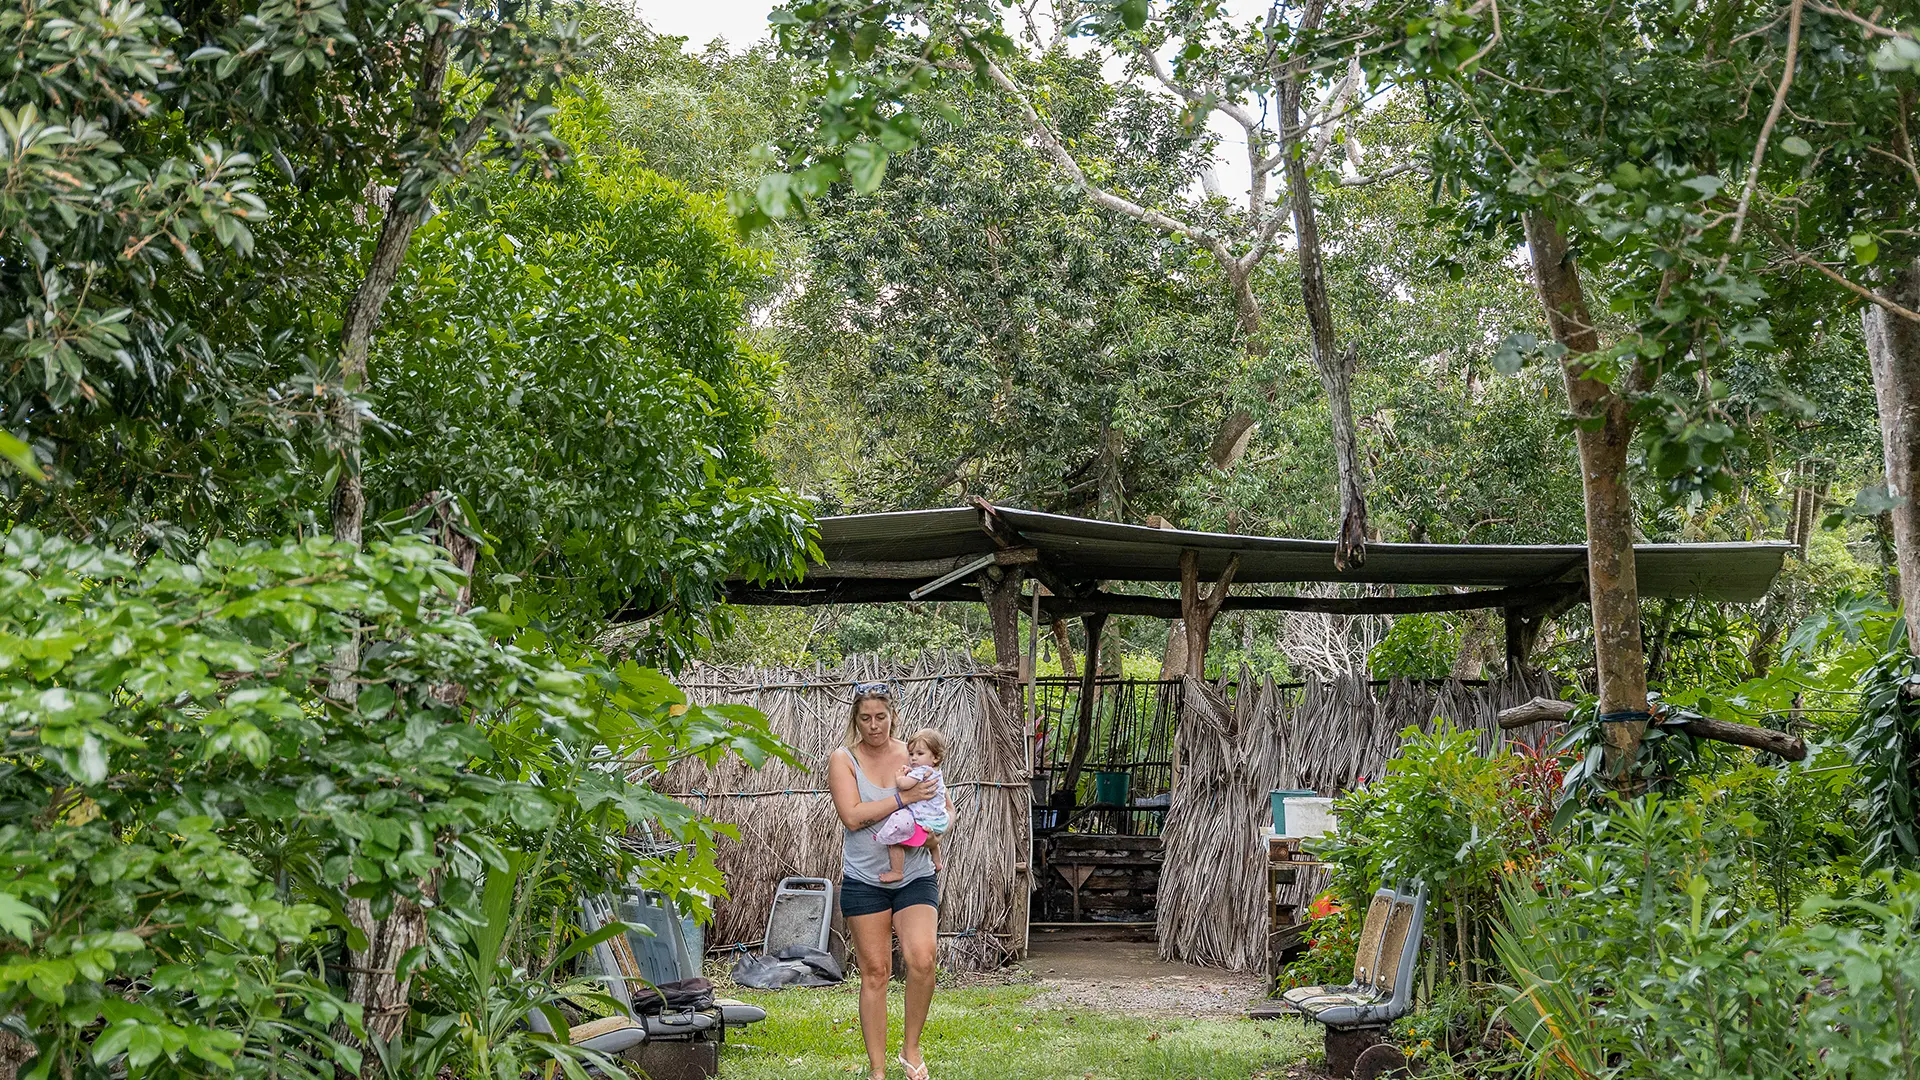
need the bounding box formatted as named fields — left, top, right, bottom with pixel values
left=765, top=876, right=835, bottom=955
left=618, top=889, right=696, bottom=985
left=1378, top=881, right=1427, bottom=1019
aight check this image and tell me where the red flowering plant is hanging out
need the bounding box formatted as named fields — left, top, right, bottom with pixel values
left=1275, top=893, right=1359, bottom=992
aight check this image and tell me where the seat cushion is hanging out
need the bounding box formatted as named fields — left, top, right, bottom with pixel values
left=642, top=1011, right=718, bottom=1039
left=568, top=1013, right=646, bottom=1049
left=1280, top=985, right=1363, bottom=1006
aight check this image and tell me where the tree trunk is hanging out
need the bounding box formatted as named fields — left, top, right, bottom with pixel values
left=326, top=20, right=453, bottom=702
left=344, top=887, right=434, bottom=1046
left=1159, top=621, right=1188, bottom=680
left=1059, top=612, right=1108, bottom=804
left=1278, top=0, right=1368, bottom=571
left=1876, top=509, right=1902, bottom=613
left=1051, top=618, right=1077, bottom=678
left=1523, top=212, right=1650, bottom=784
left=327, top=24, right=455, bottom=1047
left=1864, top=258, right=1920, bottom=655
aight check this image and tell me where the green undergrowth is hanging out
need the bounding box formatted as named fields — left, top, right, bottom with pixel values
left=716, top=983, right=1317, bottom=1080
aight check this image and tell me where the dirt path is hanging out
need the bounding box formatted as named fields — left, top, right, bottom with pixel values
left=1018, top=927, right=1272, bottom=1018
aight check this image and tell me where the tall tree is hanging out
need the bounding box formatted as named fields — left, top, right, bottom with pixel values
left=1343, top=0, right=1917, bottom=778
left=769, top=56, right=1236, bottom=517
left=756, top=1, right=1405, bottom=562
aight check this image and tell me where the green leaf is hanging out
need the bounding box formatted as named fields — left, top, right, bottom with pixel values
left=1780, top=135, right=1813, bottom=157
left=1119, top=0, right=1149, bottom=30
left=0, top=894, right=47, bottom=943
left=842, top=142, right=889, bottom=195
left=1850, top=233, right=1880, bottom=266
left=1491, top=332, right=1537, bottom=374
left=0, top=432, right=43, bottom=482
left=755, top=172, right=795, bottom=219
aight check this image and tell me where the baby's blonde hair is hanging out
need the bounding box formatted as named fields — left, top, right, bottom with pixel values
left=906, top=727, right=947, bottom=765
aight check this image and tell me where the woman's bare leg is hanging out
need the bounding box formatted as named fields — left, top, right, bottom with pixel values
left=847, top=910, right=896, bottom=1079
left=895, top=902, right=938, bottom=1072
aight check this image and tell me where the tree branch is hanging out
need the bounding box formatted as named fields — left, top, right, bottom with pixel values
left=979, top=55, right=1209, bottom=243
left=1728, top=0, right=1803, bottom=251
left=1497, top=697, right=1808, bottom=761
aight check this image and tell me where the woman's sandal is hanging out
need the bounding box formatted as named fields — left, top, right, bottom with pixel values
left=898, top=1053, right=930, bottom=1080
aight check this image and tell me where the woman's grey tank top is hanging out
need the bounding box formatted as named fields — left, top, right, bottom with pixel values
left=839, top=746, right=935, bottom=887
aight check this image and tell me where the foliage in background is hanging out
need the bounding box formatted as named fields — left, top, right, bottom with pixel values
left=1849, top=647, right=1920, bottom=871
left=1493, top=795, right=1920, bottom=1079
left=373, top=114, right=814, bottom=655
left=769, top=52, right=1233, bottom=518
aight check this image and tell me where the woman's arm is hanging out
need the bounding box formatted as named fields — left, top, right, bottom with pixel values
left=828, top=750, right=927, bottom=830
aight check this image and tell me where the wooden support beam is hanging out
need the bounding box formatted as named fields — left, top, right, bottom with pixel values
left=724, top=580, right=984, bottom=606
left=1503, top=583, right=1583, bottom=675
left=1179, top=549, right=1238, bottom=679
left=1497, top=697, right=1809, bottom=762
left=721, top=578, right=1588, bottom=619
left=978, top=565, right=1025, bottom=713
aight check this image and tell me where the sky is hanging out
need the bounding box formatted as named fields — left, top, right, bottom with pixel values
left=636, top=0, right=779, bottom=50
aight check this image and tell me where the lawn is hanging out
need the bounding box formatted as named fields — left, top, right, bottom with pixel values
left=716, top=983, right=1319, bottom=1080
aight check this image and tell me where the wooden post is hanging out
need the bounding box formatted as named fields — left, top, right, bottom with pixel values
left=1059, top=612, right=1108, bottom=804
left=1179, top=549, right=1239, bottom=678
left=979, top=566, right=1025, bottom=714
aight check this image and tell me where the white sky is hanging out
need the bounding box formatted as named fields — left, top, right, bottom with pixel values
left=635, top=0, right=778, bottom=50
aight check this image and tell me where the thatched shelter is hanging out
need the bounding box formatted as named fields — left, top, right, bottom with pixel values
left=678, top=501, right=1792, bottom=975
left=664, top=653, right=1027, bottom=973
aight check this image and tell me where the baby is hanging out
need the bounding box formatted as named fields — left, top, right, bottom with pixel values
left=874, top=727, right=950, bottom=881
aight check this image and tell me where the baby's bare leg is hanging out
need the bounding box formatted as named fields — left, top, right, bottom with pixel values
left=879, top=844, right=905, bottom=883
left=927, top=834, right=943, bottom=872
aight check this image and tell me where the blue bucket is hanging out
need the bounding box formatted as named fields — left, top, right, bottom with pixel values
left=1269, top=789, right=1316, bottom=834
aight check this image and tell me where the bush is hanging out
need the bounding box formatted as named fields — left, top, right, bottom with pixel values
left=1309, top=723, right=1562, bottom=984
left=1494, top=794, right=1920, bottom=1078
left=0, top=528, right=785, bottom=1077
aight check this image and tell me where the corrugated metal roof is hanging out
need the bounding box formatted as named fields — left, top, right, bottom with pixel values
left=810, top=506, right=1789, bottom=602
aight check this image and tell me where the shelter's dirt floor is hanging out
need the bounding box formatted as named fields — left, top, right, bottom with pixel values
left=1019, top=926, right=1273, bottom=1018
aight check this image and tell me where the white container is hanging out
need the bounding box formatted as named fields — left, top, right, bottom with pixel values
left=1282, top=795, right=1336, bottom=838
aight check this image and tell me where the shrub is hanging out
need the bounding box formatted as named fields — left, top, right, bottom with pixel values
left=0, top=528, right=785, bottom=1077
left=1493, top=794, right=1920, bottom=1079
left=1310, top=723, right=1562, bottom=984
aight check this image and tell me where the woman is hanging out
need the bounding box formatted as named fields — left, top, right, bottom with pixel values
left=828, top=682, right=949, bottom=1080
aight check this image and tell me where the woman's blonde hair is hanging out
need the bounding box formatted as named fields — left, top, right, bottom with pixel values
left=844, top=683, right=899, bottom=749
left=906, top=727, right=947, bottom=765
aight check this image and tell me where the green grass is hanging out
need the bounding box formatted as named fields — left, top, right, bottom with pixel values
left=715, top=983, right=1319, bottom=1080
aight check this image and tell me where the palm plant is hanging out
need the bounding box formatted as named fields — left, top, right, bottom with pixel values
left=393, top=851, right=631, bottom=1080
left=1490, top=877, right=1615, bottom=1079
